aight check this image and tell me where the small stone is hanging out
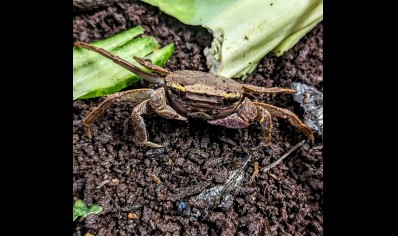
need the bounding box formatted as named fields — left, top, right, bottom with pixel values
left=128, top=212, right=139, bottom=220
left=109, top=178, right=120, bottom=186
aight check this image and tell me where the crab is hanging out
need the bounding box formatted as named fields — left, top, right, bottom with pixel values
left=74, top=41, right=314, bottom=148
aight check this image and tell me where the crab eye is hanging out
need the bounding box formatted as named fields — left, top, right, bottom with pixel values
left=168, top=83, right=186, bottom=94
left=224, top=92, right=241, bottom=103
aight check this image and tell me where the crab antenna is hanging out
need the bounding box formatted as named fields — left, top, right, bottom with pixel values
left=74, top=41, right=164, bottom=85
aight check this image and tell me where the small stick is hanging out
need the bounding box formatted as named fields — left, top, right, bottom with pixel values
left=260, top=140, right=305, bottom=236
left=263, top=140, right=305, bottom=173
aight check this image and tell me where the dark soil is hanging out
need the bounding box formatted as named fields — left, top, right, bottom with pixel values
left=73, top=1, right=323, bottom=235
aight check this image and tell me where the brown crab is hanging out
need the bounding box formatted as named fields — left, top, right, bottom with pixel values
left=74, top=42, right=314, bottom=148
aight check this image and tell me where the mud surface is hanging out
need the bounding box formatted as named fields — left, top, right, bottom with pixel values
left=73, top=1, right=323, bottom=235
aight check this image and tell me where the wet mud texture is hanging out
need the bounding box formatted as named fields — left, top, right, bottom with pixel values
left=73, top=1, right=323, bottom=235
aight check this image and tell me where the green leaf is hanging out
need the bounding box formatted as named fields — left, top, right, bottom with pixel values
left=73, top=26, right=175, bottom=100
left=73, top=26, right=145, bottom=70
left=140, top=0, right=323, bottom=78
left=140, top=0, right=237, bottom=25
left=145, top=43, right=175, bottom=65
left=73, top=199, right=102, bottom=221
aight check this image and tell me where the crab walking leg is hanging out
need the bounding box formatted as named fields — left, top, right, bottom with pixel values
left=242, top=84, right=296, bottom=94
left=83, top=89, right=155, bottom=139
left=253, top=102, right=314, bottom=143
left=150, top=88, right=188, bottom=121
left=133, top=56, right=171, bottom=77
left=255, top=106, right=273, bottom=144
left=131, top=99, right=163, bottom=148
left=74, top=41, right=165, bottom=85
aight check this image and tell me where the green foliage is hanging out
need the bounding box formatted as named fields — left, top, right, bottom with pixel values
left=73, top=26, right=174, bottom=99
left=141, top=0, right=323, bottom=78
left=73, top=199, right=102, bottom=221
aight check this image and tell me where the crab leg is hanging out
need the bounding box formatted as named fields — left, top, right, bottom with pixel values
left=133, top=56, right=171, bottom=77
left=253, top=102, right=314, bottom=143
left=255, top=106, right=273, bottom=144
left=242, top=84, right=296, bottom=94
left=131, top=99, right=163, bottom=148
left=74, top=41, right=164, bottom=85
left=83, top=89, right=154, bottom=139
left=130, top=87, right=187, bottom=148
left=150, top=88, right=187, bottom=121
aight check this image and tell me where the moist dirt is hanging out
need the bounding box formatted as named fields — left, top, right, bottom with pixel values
left=73, top=1, right=323, bottom=235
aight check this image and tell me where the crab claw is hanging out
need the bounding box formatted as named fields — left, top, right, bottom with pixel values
left=208, top=113, right=249, bottom=129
